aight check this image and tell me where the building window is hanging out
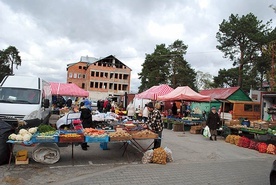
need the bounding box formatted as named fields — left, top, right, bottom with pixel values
left=95, top=82, right=99, bottom=88
left=110, top=73, right=113, bottom=79
left=96, top=71, right=99, bottom=77
left=90, top=81, right=94, bottom=88
left=105, top=73, right=108, bottom=78
left=83, top=74, right=86, bottom=78
left=82, top=83, right=85, bottom=89
left=123, top=74, right=128, bottom=80
left=119, top=74, right=122, bottom=79
left=100, top=72, right=104, bottom=77
left=115, top=73, right=118, bottom=79
left=79, top=66, right=82, bottom=69
left=91, top=71, right=95, bottom=77
left=244, top=104, right=253, bottom=112
left=69, top=73, right=73, bottom=78
left=109, top=83, right=113, bottom=89
left=122, top=85, right=127, bottom=91
left=73, top=73, right=77, bottom=78
left=114, top=83, right=117, bottom=90
left=78, top=74, right=82, bottom=78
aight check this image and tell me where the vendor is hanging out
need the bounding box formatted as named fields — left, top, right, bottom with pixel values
left=79, top=102, right=94, bottom=150
left=241, top=118, right=250, bottom=127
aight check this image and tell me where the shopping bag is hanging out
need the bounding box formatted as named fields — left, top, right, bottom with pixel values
left=203, top=126, right=211, bottom=138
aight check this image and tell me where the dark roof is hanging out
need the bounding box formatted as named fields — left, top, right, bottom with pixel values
left=66, top=55, right=132, bottom=71
left=200, top=87, right=240, bottom=101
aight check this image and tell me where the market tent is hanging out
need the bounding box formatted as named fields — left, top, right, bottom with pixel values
left=157, top=86, right=211, bottom=102
left=135, top=84, right=174, bottom=100
left=50, top=82, right=89, bottom=97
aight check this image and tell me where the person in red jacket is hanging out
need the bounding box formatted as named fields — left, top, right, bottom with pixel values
left=206, top=107, right=220, bottom=141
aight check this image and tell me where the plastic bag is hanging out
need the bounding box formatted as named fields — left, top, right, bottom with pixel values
left=203, top=126, right=211, bottom=138
left=142, top=149, right=153, bottom=164
left=164, top=147, right=173, bottom=162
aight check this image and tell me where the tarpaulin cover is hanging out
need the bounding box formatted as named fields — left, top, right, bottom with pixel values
left=32, top=143, right=60, bottom=164
left=135, top=84, right=174, bottom=100
left=157, top=86, right=211, bottom=102
left=50, top=82, right=89, bottom=97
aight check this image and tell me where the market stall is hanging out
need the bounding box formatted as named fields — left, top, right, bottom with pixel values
left=135, top=84, right=174, bottom=101
left=7, top=121, right=160, bottom=166
left=157, top=86, right=211, bottom=131
left=50, top=82, right=89, bottom=97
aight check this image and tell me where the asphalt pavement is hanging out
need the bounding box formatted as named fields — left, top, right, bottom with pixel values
left=0, top=117, right=275, bottom=185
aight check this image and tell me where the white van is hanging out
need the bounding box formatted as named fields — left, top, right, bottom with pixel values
left=0, top=75, right=52, bottom=128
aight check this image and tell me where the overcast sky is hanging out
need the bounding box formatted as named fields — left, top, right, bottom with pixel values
left=0, top=0, right=275, bottom=93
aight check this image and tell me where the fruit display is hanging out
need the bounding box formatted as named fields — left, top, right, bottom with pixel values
left=267, top=144, right=276, bottom=155
left=83, top=128, right=107, bottom=137
left=59, top=133, right=84, bottom=143
left=258, top=142, right=268, bottom=153
left=83, top=128, right=109, bottom=142
left=132, top=129, right=158, bottom=139
left=109, top=130, right=132, bottom=141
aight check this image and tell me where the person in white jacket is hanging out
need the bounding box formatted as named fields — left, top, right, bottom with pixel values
left=126, top=102, right=135, bottom=119
left=142, top=104, right=149, bottom=122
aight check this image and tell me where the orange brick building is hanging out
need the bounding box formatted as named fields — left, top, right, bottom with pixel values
left=67, top=55, right=132, bottom=101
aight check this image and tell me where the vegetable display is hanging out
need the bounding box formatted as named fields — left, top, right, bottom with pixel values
left=8, top=127, right=38, bottom=141
left=38, top=124, right=56, bottom=133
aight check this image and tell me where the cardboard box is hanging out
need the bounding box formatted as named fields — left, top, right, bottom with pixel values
left=16, top=150, right=28, bottom=161
left=15, top=158, right=29, bottom=165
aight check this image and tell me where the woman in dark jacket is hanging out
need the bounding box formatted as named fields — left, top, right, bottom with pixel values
left=206, top=107, right=220, bottom=141
left=79, top=102, right=94, bottom=150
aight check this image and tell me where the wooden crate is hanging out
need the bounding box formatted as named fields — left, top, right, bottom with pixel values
left=190, top=129, right=201, bottom=134
left=173, top=124, right=184, bottom=132
left=191, top=125, right=202, bottom=130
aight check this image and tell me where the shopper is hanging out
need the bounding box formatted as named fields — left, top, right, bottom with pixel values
left=206, top=107, right=220, bottom=141
left=146, top=102, right=163, bottom=149
left=126, top=101, right=135, bottom=120
left=142, top=104, right=149, bottom=122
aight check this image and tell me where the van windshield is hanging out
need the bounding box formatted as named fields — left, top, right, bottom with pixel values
left=0, top=87, right=40, bottom=104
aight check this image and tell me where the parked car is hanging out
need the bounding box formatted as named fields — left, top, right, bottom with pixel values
left=270, top=160, right=276, bottom=185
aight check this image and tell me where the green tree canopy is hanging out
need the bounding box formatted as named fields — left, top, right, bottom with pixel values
left=138, top=40, right=197, bottom=92
left=216, top=13, right=273, bottom=89
left=0, top=46, right=22, bottom=82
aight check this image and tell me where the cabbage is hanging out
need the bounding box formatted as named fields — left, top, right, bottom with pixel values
left=28, top=127, right=38, bottom=134
left=19, top=129, right=29, bottom=135
left=15, top=134, right=23, bottom=141
left=23, top=134, right=32, bottom=141
left=8, top=133, right=17, bottom=140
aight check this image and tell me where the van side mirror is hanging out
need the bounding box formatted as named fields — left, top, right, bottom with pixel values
left=44, top=99, right=50, bottom=108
